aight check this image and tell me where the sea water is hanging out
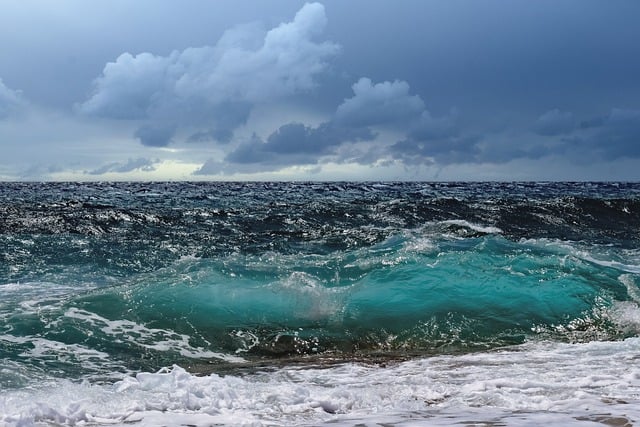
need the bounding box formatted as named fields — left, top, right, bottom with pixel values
left=1, top=182, right=639, bottom=426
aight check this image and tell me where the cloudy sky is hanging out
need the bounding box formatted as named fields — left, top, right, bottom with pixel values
left=1, top=1, right=639, bottom=181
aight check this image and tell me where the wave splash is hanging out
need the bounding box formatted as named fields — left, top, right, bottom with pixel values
left=3, top=227, right=639, bottom=380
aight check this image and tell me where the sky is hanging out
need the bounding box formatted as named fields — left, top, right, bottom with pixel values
left=1, top=1, right=639, bottom=181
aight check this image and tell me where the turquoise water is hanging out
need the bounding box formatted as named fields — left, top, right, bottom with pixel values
left=4, top=235, right=635, bottom=382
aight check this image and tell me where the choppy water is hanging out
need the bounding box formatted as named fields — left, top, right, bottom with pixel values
left=1, top=182, right=639, bottom=426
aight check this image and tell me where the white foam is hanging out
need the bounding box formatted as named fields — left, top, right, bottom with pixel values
left=271, top=272, right=346, bottom=322
left=521, top=238, right=640, bottom=274
left=64, top=308, right=245, bottom=363
left=401, top=236, right=436, bottom=254
left=582, top=255, right=640, bottom=274
left=600, top=275, right=640, bottom=335
left=0, top=333, right=127, bottom=381
left=440, top=219, right=503, bottom=234
left=621, top=274, right=640, bottom=303
left=2, top=338, right=639, bottom=426
left=0, top=281, right=95, bottom=323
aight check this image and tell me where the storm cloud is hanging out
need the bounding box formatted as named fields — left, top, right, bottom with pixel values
left=225, top=122, right=375, bottom=166
left=533, top=109, right=575, bottom=136
left=565, top=109, right=640, bottom=160
left=391, top=107, right=640, bottom=167
left=390, top=134, right=480, bottom=166
left=2, top=1, right=640, bottom=180
left=210, top=76, right=432, bottom=171
left=78, top=2, right=339, bottom=146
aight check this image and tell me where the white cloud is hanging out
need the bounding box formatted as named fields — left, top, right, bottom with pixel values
left=78, top=52, right=172, bottom=120
left=174, top=2, right=337, bottom=103
left=334, top=77, right=425, bottom=128
left=87, top=157, right=159, bottom=175
left=77, top=2, right=339, bottom=146
left=0, top=78, right=24, bottom=118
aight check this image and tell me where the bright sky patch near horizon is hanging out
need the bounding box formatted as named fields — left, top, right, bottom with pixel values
left=1, top=1, right=639, bottom=181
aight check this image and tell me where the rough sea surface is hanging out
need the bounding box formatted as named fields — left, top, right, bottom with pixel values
left=1, top=181, right=639, bottom=426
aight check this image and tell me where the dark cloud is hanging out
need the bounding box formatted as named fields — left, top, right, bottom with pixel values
left=533, top=109, right=575, bottom=136
left=389, top=106, right=640, bottom=167
left=216, top=76, right=443, bottom=172
left=88, top=157, right=158, bottom=175
left=134, top=124, right=176, bottom=147
left=193, top=158, right=225, bottom=176
left=387, top=108, right=479, bottom=165
left=562, top=108, right=640, bottom=160
left=224, top=134, right=272, bottom=165
left=78, top=3, right=339, bottom=146
left=333, top=144, right=391, bottom=166
left=187, top=129, right=234, bottom=144
left=217, top=76, right=460, bottom=172
left=579, top=117, right=606, bottom=130
left=193, top=151, right=286, bottom=176
left=18, top=163, right=63, bottom=180
left=264, top=122, right=375, bottom=154
left=390, top=135, right=480, bottom=165
left=480, top=139, right=552, bottom=164
left=185, top=101, right=252, bottom=144
left=408, top=110, right=459, bottom=141
left=3, top=1, right=640, bottom=180
left=225, top=122, right=375, bottom=166
left=390, top=132, right=561, bottom=166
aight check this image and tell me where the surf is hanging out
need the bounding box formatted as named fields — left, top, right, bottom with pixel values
left=1, top=182, right=639, bottom=426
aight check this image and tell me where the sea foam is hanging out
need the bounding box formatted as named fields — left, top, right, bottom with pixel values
left=2, top=338, right=639, bottom=426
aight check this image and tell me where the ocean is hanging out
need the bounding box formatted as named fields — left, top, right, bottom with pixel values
left=1, top=181, right=639, bottom=426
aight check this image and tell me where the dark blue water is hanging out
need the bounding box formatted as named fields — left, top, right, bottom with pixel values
left=1, top=182, right=639, bottom=384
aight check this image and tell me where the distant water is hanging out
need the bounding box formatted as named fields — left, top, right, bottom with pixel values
left=1, top=182, right=639, bottom=426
